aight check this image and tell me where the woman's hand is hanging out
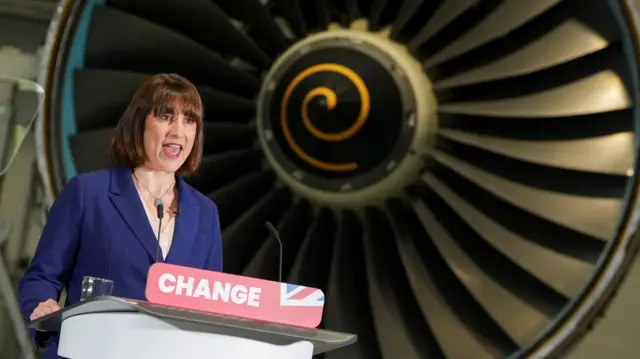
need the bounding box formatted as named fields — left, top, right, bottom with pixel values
left=30, top=299, right=61, bottom=322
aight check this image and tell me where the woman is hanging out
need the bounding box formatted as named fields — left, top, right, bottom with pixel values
left=18, top=73, right=222, bottom=358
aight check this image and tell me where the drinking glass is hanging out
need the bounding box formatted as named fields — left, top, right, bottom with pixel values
left=80, top=276, right=114, bottom=301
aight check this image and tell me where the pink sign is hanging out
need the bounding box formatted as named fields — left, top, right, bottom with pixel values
left=145, top=263, right=325, bottom=328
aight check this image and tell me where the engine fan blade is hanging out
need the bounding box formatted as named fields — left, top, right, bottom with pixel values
left=86, top=5, right=260, bottom=94
left=74, top=69, right=256, bottom=133
left=107, top=0, right=272, bottom=68
left=425, top=0, right=563, bottom=67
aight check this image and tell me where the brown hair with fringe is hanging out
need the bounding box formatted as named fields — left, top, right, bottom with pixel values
left=109, top=73, right=204, bottom=175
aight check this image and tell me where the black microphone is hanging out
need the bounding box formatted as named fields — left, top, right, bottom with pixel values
left=264, top=221, right=283, bottom=283
left=154, top=199, right=164, bottom=263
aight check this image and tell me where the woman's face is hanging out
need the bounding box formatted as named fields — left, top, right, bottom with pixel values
left=142, top=99, right=198, bottom=173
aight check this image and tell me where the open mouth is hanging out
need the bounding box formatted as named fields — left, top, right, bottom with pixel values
left=162, top=144, right=182, bottom=158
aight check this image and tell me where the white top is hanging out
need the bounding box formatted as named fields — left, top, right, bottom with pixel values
left=138, top=192, right=175, bottom=259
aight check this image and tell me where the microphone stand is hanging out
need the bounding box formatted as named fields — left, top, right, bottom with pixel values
left=155, top=199, right=164, bottom=263
left=264, top=221, right=283, bottom=282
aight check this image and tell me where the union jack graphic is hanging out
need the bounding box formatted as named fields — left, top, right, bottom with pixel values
left=280, top=283, right=325, bottom=307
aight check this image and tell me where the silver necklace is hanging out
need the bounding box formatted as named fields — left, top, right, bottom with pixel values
left=133, top=173, right=175, bottom=212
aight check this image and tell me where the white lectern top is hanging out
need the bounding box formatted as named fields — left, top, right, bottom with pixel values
left=28, top=296, right=357, bottom=356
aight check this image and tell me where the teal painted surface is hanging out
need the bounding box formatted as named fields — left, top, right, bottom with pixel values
left=61, top=0, right=105, bottom=181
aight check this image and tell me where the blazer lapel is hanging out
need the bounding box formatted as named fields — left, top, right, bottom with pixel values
left=108, top=166, right=159, bottom=261
left=166, top=176, right=199, bottom=265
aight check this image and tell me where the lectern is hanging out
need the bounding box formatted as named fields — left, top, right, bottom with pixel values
left=28, top=296, right=357, bottom=359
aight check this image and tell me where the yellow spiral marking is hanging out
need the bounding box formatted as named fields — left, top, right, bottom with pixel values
left=281, top=63, right=371, bottom=171
left=301, top=87, right=339, bottom=141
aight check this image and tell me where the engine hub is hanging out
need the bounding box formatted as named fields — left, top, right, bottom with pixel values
left=257, top=27, right=437, bottom=208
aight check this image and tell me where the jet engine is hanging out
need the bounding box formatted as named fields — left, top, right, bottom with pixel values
left=36, top=0, right=640, bottom=358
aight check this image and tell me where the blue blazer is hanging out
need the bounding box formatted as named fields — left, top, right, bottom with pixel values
left=18, top=165, right=223, bottom=358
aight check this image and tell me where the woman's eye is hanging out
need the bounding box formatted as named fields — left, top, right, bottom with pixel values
left=161, top=114, right=172, bottom=121
left=186, top=117, right=195, bottom=124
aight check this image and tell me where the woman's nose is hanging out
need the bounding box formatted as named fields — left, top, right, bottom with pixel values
left=169, top=116, right=186, bottom=137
